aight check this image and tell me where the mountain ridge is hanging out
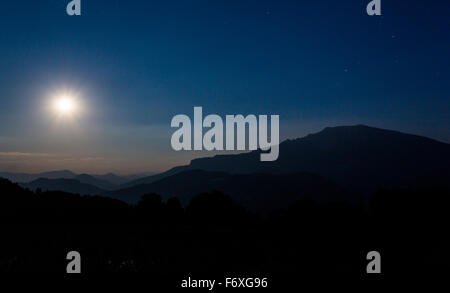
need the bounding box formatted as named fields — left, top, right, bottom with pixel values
left=21, top=178, right=105, bottom=195
left=119, top=125, right=450, bottom=192
left=0, top=170, right=152, bottom=188
left=4, top=125, right=450, bottom=203
left=106, top=169, right=355, bottom=212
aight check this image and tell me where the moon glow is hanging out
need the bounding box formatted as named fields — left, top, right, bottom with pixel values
left=50, top=91, right=82, bottom=120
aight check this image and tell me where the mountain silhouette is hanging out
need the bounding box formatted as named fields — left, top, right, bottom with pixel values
left=107, top=169, right=355, bottom=212
left=5, top=125, right=449, bottom=203
left=0, top=170, right=151, bottom=189
left=92, top=172, right=156, bottom=186
left=92, top=173, right=129, bottom=186
left=0, top=170, right=77, bottom=183
left=21, top=178, right=105, bottom=195
left=122, top=125, right=450, bottom=193
left=2, top=175, right=449, bottom=274
left=117, top=165, right=190, bottom=189
left=75, top=174, right=116, bottom=190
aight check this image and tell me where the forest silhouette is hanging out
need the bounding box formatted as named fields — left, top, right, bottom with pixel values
left=0, top=177, right=448, bottom=277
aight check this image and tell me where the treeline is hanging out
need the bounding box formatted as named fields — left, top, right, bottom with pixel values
left=0, top=178, right=449, bottom=276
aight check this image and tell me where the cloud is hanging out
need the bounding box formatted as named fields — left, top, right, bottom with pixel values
left=0, top=152, right=104, bottom=160
left=0, top=152, right=55, bottom=157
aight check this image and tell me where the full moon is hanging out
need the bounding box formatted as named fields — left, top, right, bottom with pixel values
left=45, top=89, right=86, bottom=126
left=52, top=94, right=79, bottom=117
left=56, top=97, right=75, bottom=113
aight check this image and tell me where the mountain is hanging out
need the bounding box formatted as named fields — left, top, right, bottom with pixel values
left=0, top=170, right=150, bottom=188
left=0, top=170, right=77, bottom=183
left=0, top=170, right=157, bottom=194
left=37, top=170, right=77, bottom=179
left=75, top=174, right=116, bottom=190
left=0, top=172, right=36, bottom=183
left=22, top=178, right=105, bottom=195
left=94, top=172, right=156, bottom=186
left=91, top=173, right=129, bottom=186
left=125, top=125, right=450, bottom=193
left=117, top=166, right=190, bottom=189
left=5, top=125, right=449, bottom=204
left=107, top=169, right=356, bottom=212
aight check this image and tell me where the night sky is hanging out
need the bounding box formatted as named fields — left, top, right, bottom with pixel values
left=0, top=0, right=448, bottom=174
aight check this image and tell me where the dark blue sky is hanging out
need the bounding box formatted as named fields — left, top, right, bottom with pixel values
left=0, top=0, right=448, bottom=173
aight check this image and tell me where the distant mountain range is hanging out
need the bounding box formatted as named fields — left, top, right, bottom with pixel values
left=2, top=125, right=450, bottom=211
left=21, top=178, right=105, bottom=195
left=183, top=125, right=450, bottom=191
left=113, top=125, right=450, bottom=193
left=0, top=170, right=153, bottom=190
left=0, top=170, right=77, bottom=183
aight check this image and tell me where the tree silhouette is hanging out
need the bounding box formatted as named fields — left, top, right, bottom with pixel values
left=0, top=176, right=449, bottom=276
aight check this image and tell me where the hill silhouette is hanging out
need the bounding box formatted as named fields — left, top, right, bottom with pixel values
left=0, top=170, right=151, bottom=191
left=92, top=173, right=145, bottom=186
left=121, top=125, right=450, bottom=193
left=188, top=125, right=450, bottom=191
left=0, top=170, right=77, bottom=183
left=21, top=178, right=105, bottom=195
left=116, top=165, right=189, bottom=189
left=107, top=169, right=356, bottom=212
left=1, top=176, right=448, bottom=275
left=4, top=125, right=449, bottom=202
left=75, top=174, right=116, bottom=190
